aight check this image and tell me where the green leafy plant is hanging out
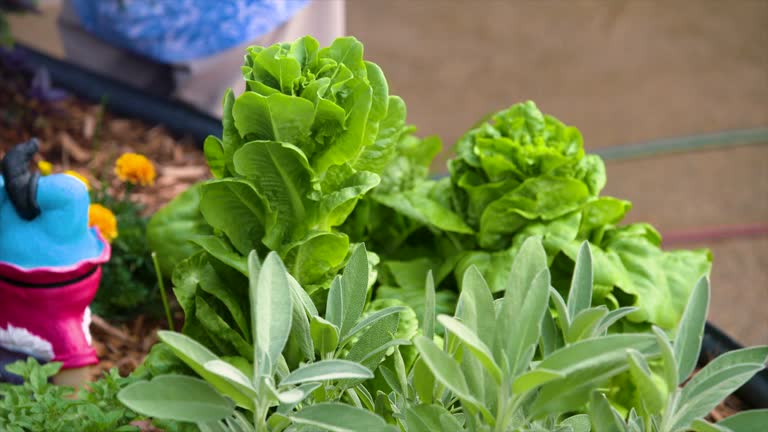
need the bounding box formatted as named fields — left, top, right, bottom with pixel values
left=194, top=34, right=408, bottom=294
left=124, top=236, right=765, bottom=431
left=348, top=101, right=712, bottom=334
left=148, top=38, right=711, bottom=340
left=365, top=237, right=767, bottom=431
left=133, top=35, right=762, bottom=430
left=147, top=182, right=213, bottom=278
left=0, top=358, right=140, bottom=432
left=391, top=237, right=660, bottom=431
left=120, top=245, right=403, bottom=431
left=589, top=276, right=768, bottom=431
left=345, top=132, right=464, bottom=324
left=145, top=36, right=414, bottom=367
left=143, top=35, right=417, bottom=380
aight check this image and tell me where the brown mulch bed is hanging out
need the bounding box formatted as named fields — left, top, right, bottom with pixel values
left=88, top=311, right=186, bottom=381
left=0, top=96, right=210, bottom=215
left=0, top=53, right=211, bottom=215
left=89, top=314, right=161, bottom=380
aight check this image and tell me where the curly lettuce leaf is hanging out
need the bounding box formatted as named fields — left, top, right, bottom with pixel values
left=179, top=36, right=406, bottom=310
left=318, top=171, right=381, bottom=230
left=363, top=132, right=472, bottom=235
left=478, top=176, right=591, bottom=249
left=353, top=95, right=408, bottom=174
left=232, top=92, right=315, bottom=144
left=453, top=100, right=585, bottom=182
left=577, top=197, right=632, bottom=241
left=597, top=225, right=712, bottom=329
left=449, top=101, right=603, bottom=250
left=282, top=231, right=350, bottom=290
left=373, top=183, right=473, bottom=235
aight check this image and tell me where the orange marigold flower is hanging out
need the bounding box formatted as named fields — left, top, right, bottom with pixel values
left=64, top=170, right=90, bottom=190
left=115, top=153, right=156, bottom=186
left=88, top=204, right=118, bottom=242
left=37, top=160, right=53, bottom=176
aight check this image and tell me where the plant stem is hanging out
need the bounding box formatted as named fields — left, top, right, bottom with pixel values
left=151, top=252, right=174, bottom=331
left=123, top=182, right=134, bottom=201
left=254, top=401, right=269, bottom=432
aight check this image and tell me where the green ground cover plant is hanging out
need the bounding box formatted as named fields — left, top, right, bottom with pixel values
left=0, top=359, right=140, bottom=431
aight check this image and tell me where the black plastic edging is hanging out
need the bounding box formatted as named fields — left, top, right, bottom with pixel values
left=700, top=322, right=768, bottom=409
left=14, top=44, right=221, bottom=146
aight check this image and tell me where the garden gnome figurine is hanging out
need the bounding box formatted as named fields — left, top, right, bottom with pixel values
left=0, top=139, right=110, bottom=386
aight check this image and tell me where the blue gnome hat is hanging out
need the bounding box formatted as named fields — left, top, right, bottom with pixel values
left=0, top=139, right=105, bottom=269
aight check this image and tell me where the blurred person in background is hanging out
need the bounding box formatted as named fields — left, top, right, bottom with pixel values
left=58, top=0, right=345, bottom=116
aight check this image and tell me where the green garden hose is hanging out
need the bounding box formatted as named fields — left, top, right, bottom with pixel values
left=595, top=128, right=768, bottom=161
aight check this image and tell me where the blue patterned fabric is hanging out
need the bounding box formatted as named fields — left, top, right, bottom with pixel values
left=69, top=0, right=311, bottom=63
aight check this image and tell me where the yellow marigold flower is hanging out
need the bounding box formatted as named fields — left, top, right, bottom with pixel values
left=88, top=204, right=118, bottom=242
left=37, top=160, right=53, bottom=176
left=115, top=153, right=156, bottom=186
left=64, top=170, right=90, bottom=190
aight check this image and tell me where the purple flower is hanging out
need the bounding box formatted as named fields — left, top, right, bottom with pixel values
left=27, top=67, right=68, bottom=103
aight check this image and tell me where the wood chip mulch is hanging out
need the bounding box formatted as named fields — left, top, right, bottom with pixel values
left=89, top=314, right=160, bottom=380
left=88, top=311, right=186, bottom=381
left=0, top=92, right=211, bottom=215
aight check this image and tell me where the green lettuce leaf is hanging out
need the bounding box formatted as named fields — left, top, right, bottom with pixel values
left=162, top=37, right=407, bottom=359
left=450, top=101, right=601, bottom=248
left=147, top=182, right=213, bottom=278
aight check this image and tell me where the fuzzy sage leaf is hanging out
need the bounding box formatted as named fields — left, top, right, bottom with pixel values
left=118, top=375, right=234, bottom=423
left=674, top=276, right=710, bottom=384
left=250, top=251, right=293, bottom=378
